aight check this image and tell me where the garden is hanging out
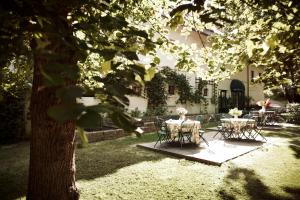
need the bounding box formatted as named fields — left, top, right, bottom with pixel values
left=1, top=126, right=300, bottom=199
left=0, top=0, right=299, bottom=200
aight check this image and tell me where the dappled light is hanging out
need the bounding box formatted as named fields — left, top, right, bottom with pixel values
left=1, top=126, right=300, bottom=199
left=0, top=0, right=299, bottom=199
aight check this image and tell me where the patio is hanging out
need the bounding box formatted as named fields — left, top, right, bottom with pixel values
left=138, top=131, right=266, bottom=166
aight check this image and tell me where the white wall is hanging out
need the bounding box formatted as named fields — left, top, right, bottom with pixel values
left=126, top=95, right=148, bottom=113
left=130, top=29, right=265, bottom=114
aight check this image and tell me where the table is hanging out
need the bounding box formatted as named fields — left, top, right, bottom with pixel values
left=250, top=110, right=276, bottom=125
left=165, top=119, right=200, bottom=144
left=221, top=118, right=255, bottom=138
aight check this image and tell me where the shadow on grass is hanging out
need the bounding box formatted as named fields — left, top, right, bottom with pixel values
left=0, top=142, right=29, bottom=200
left=76, top=133, right=165, bottom=180
left=289, top=139, right=300, bottom=159
left=219, top=168, right=300, bottom=200
left=263, top=127, right=300, bottom=139
left=262, top=127, right=300, bottom=159
left=0, top=133, right=161, bottom=200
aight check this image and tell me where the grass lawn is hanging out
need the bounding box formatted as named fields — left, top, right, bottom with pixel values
left=0, top=126, right=300, bottom=200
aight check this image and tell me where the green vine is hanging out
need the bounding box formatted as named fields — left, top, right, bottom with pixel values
left=145, top=73, right=167, bottom=109
left=145, top=67, right=208, bottom=110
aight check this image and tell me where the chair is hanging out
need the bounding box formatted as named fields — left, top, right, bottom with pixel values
left=178, top=120, right=195, bottom=148
left=242, top=114, right=252, bottom=119
left=247, top=120, right=267, bottom=141
left=154, top=117, right=170, bottom=148
left=195, top=115, right=209, bottom=146
left=213, top=113, right=233, bottom=139
left=220, top=113, right=233, bottom=119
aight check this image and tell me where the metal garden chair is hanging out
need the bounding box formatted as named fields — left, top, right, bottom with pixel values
left=154, top=117, right=170, bottom=148
left=248, top=121, right=267, bottom=141
left=195, top=115, right=209, bottom=146
left=213, top=113, right=233, bottom=139
left=178, top=120, right=195, bottom=148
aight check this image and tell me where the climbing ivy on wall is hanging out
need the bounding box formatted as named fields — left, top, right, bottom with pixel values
left=145, top=67, right=208, bottom=109
left=145, top=73, right=167, bottom=108
left=161, top=67, right=193, bottom=104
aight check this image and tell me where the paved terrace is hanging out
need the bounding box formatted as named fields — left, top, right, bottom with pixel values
left=138, top=131, right=267, bottom=166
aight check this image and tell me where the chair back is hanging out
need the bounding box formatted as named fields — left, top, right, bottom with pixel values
left=196, top=115, right=207, bottom=129
left=154, top=117, right=164, bottom=132
left=243, top=114, right=253, bottom=119
left=195, top=115, right=204, bottom=123
left=179, top=120, right=195, bottom=134
left=220, top=113, right=232, bottom=119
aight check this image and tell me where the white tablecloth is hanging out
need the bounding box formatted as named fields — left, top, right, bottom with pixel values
left=165, top=119, right=200, bottom=144
left=221, top=118, right=255, bottom=133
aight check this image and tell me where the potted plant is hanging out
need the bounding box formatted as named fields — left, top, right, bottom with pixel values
left=229, top=107, right=243, bottom=118
left=176, top=107, right=188, bottom=121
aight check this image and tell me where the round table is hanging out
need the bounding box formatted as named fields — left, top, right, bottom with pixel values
left=165, top=119, right=201, bottom=144
left=221, top=118, right=255, bottom=137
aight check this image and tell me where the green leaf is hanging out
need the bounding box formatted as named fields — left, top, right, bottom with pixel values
left=245, top=40, right=254, bottom=58
left=98, top=49, right=117, bottom=60
left=110, top=111, right=136, bottom=132
left=36, top=38, right=51, bottom=50
left=153, top=57, right=160, bottom=64
left=144, top=67, right=156, bottom=81
left=40, top=67, right=64, bottom=86
left=85, top=104, right=113, bottom=113
left=122, top=51, right=139, bottom=60
left=129, top=64, right=146, bottom=76
left=100, top=60, right=111, bottom=75
left=265, top=36, right=278, bottom=50
left=135, top=74, right=144, bottom=85
left=77, top=127, right=89, bottom=148
left=127, top=29, right=148, bottom=38
left=262, top=41, right=270, bottom=55
left=76, top=111, right=102, bottom=128
left=41, top=62, right=80, bottom=86
left=47, top=103, right=84, bottom=122
left=56, top=86, right=84, bottom=102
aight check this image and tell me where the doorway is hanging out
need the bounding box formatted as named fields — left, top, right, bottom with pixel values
left=218, top=90, right=228, bottom=113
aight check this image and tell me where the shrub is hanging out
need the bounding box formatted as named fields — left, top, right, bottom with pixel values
left=143, top=106, right=167, bottom=117
left=0, top=91, right=26, bottom=144
left=286, top=103, right=300, bottom=124
left=130, top=107, right=142, bottom=118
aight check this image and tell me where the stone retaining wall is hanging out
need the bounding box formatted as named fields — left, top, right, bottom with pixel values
left=76, top=122, right=156, bottom=144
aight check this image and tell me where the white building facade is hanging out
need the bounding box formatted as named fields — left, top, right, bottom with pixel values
left=127, top=29, right=265, bottom=115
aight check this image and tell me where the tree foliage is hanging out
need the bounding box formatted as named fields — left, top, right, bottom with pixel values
left=172, top=0, right=300, bottom=102
left=0, top=0, right=182, bottom=131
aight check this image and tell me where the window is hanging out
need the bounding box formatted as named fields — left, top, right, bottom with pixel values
left=168, top=85, right=175, bottom=95
left=251, top=70, right=254, bottom=82
left=203, top=88, right=208, bottom=96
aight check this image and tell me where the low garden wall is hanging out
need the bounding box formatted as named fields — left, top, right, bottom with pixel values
left=76, top=122, right=156, bottom=144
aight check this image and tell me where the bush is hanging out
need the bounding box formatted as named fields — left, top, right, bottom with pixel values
left=0, top=92, right=26, bottom=144
left=286, top=103, right=300, bottom=124
left=143, top=106, right=167, bottom=117
left=130, top=107, right=142, bottom=118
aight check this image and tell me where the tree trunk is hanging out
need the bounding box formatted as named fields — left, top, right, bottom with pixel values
left=27, top=49, right=79, bottom=199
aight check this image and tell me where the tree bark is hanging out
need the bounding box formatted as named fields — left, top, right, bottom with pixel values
left=27, top=47, right=79, bottom=199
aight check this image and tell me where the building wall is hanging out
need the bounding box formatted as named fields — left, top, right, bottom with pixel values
left=127, top=29, right=265, bottom=115
left=248, top=66, right=265, bottom=104
left=126, top=95, right=148, bottom=113
left=217, top=66, right=265, bottom=104
left=123, top=29, right=265, bottom=115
